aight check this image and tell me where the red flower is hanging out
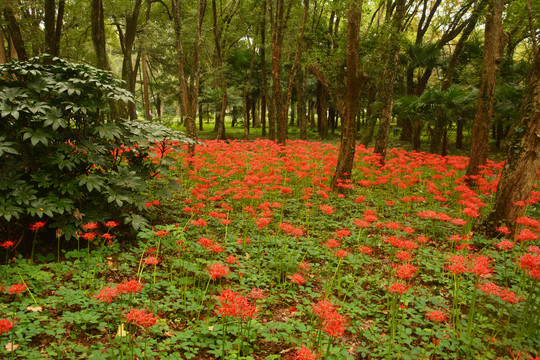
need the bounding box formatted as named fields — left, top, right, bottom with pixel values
left=1, top=241, right=15, bottom=249
left=29, top=221, right=47, bottom=232
left=290, top=273, right=306, bottom=285
left=8, top=283, right=27, bottom=295
left=116, top=280, right=144, bottom=295
left=226, top=255, right=238, bottom=264
left=334, top=229, right=351, bottom=238
left=82, top=222, right=99, bottom=231
left=207, top=263, right=230, bottom=280
left=323, top=239, right=341, bottom=249
left=359, top=246, right=373, bottom=255
left=0, top=319, right=15, bottom=335
left=97, top=287, right=118, bottom=303
left=80, top=232, right=98, bottom=241
left=154, top=230, right=170, bottom=237
left=256, top=217, right=272, bottom=230
left=395, top=263, right=418, bottom=280
left=293, top=346, right=318, bottom=360
left=250, top=288, right=265, bottom=300
left=319, top=205, right=335, bottom=215
left=126, top=309, right=158, bottom=328
left=385, top=282, right=409, bottom=295
left=217, top=289, right=258, bottom=319
left=334, top=249, right=349, bottom=258
left=144, top=256, right=160, bottom=265
left=103, top=220, right=120, bottom=228
left=427, top=309, right=447, bottom=323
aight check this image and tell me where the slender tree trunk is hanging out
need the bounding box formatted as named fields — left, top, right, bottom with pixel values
left=91, top=0, right=110, bottom=70
left=199, top=104, right=204, bottom=131
left=374, top=0, right=406, bottom=164
left=455, top=119, right=464, bottom=149
left=3, top=6, right=27, bottom=61
left=317, top=82, right=328, bottom=138
left=44, top=0, right=56, bottom=55
left=0, top=30, right=7, bottom=64
left=297, top=67, right=307, bottom=140
left=332, top=1, right=364, bottom=193
left=141, top=50, right=151, bottom=121
left=260, top=0, right=268, bottom=137
left=360, top=85, right=377, bottom=146
left=486, top=45, right=539, bottom=232
left=465, top=0, right=505, bottom=178
left=172, top=0, right=205, bottom=154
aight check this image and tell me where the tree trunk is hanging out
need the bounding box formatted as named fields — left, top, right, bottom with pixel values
left=91, top=0, right=110, bottom=70
left=486, top=45, right=540, bottom=232
left=316, top=82, right=328, bottom=138
left=360, top=85, right=377, bottom=146
left=141, top=49, right=152, bottom=121
left=0, top=30, right=7, bottom=64
left=296, top=67, right=307, bottom=140
left=44, top=0, right=64, bottom=56
left=172, top=0, right=205, bottom=155
left=332, top=1, right=364, bottom=193
left=455, top=118, right=464, bottom=149
left=260, top=0, right=268, bottom=137
left=199, top=104, right=204, bottom=131
left=374, top=0, right=406, bottom=164
left=465, top=0, right=505, bottom=178
left=3, top=6, right=27, bottom=61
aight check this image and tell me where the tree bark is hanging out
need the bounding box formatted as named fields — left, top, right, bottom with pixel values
left=486, top=45, right=540, bottom=232
left=374, top=0, right=406, bottom=164
left=172, top=0, right=206, bottom=154
left=91, top=0, right=110, bottom=71
left=0, top=29, right=7, bottom=64
left=260, top=0, right=268, bottom=137
left=465, top=0, right=505, bottom=178
left=332, top=1, right=364, bottom=193
left=3, top=6, right=27, bottom=61
left=316, top=82, right=328, bottom=138
left=360, top=85, right=377, bottom=146
left=296, top=67, right=307, bottom=140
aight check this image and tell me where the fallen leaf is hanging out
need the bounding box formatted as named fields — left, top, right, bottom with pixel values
left=116, top=324, right=129, bottom=338
left=26, top=306, right=43, bottom=312
left=5, top=342, right=19, bottom=351
left=208, top=326, right=214, bottom=331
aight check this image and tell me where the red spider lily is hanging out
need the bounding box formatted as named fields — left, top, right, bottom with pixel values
left=126, top=309, right=158, bottom=328
left=496, top=226, right=511, bottom=235
left=79, top=232, right=98, bottom=241
left=395, top=251, right=413, bottom=262
left=279, top=222, right=304, bottom=237
left=97, top=287, right=118, bottom=303
left=334, top=249, right=349, bottom=258
left=1, top=240, right=15, bottom=249
left=144, top=200, right=161, bottom=207
left=495, top=240, right=514, bottom=250
left=290, top=273, right=306, bottom=285
left=144, top=256, right=160, bottom=265
left=100, top=233, right=115, bottom=240
left=217, top=289, right=258, bottom=319
left=334, top=229, right=351, bottom=238
left=250, top=288, right=265, bottom=300
left=298, top=261, right=310, bottom=271
left=395, top=263, right=418, bottom=280
left=226, top=255, right=238, bottom=264
left=293, top=346, right=318, bottom=360
left=0, top=319, right=15, bottom=335
left=207, top=263, right=230, bottom=280
left=210, top=244, right=225, bottom=253
left=82, top=222, right=99, bottom=231
left=190, top=218, right=208, bottom=227
left=359, top=246, right=373, bottom=255
left=427, top=309, right=447, bottom=323
left=323, top=239, right=341, bottom=249
left=385, top=282, right=409, bottom=295
left=516, top=228, right=539, bottom=242
left=312, top=300, right=337, bottom=319
left=103, top=220, right=120, bottom=228
left=322, top=311, right=348, bottom=337
left=319, top=205, right=335, bottom=215
left=154, top=230, right=170, bottom=237
left=256, top=217, right=272, bottom=230
left=8, top=283, right=27, bottom=295
left=519, top=254, right=540, bottom=280
left=29, top=221, right=47, bottom=232
left=198, top=237, right=213, bottom=249
left=116, top=280, right=144, bottom=295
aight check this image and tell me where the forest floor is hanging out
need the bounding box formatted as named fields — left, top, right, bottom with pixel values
left=1, top=140, right=539, bottom=360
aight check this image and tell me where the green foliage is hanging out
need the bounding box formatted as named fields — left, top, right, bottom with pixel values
left=0, top=56, right=194, bottom=237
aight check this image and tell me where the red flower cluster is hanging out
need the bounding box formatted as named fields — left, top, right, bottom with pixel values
left=477, top=282, right=523, bottom=304
left=217, top=289, right=257, bottom=319
left=427, top=309, right=447, bottom=323
left=312, top=299, right=348, bottom=338
left=293, top=346, right=318, bottom=360
left=1, top=240, right=15, bottom=249
left=29, top=221, right=47, bottom=232
left=207, top=263, right=230, bottom=280
left=7, top=283, right=27, bottom=295
left=97, top=280, right=145, bottom=303
left=290, top=273, right=306, bottom=285
left=0, top=319, right=15, bottom=335
left=519, top=254, right=540, bottom=280
left=126, top=308, right=158, bottom=328
left=279, top=222, right=304, bottom=237
left=385, top=282, right=409, bottom=295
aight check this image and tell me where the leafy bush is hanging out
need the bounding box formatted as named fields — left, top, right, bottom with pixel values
left=0, top=56, right=193, bottom=239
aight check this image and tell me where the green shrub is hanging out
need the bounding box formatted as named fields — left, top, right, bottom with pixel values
left=0, top=56, right=193, bottom=239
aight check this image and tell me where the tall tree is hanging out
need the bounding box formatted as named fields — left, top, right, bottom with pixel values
left=44, top=0, right=65, bottom=57
left=269, top=0, right=309, bottom=145
left=374, top=0, right=407, bottom=164
left=310, top=1, right=365, bottom=193
left=486, top=26, right=539, bottom=231
left=91, top=0, right=111, bottom=71
left=114, top=0, right=143, bottom=120
left=3, top=3, right=27, bottom=61
left=260, top=0, right=268, bottom=137
left=465, top=0, right=505, bottom=178
left=172, top=0, right=206, bottom=155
